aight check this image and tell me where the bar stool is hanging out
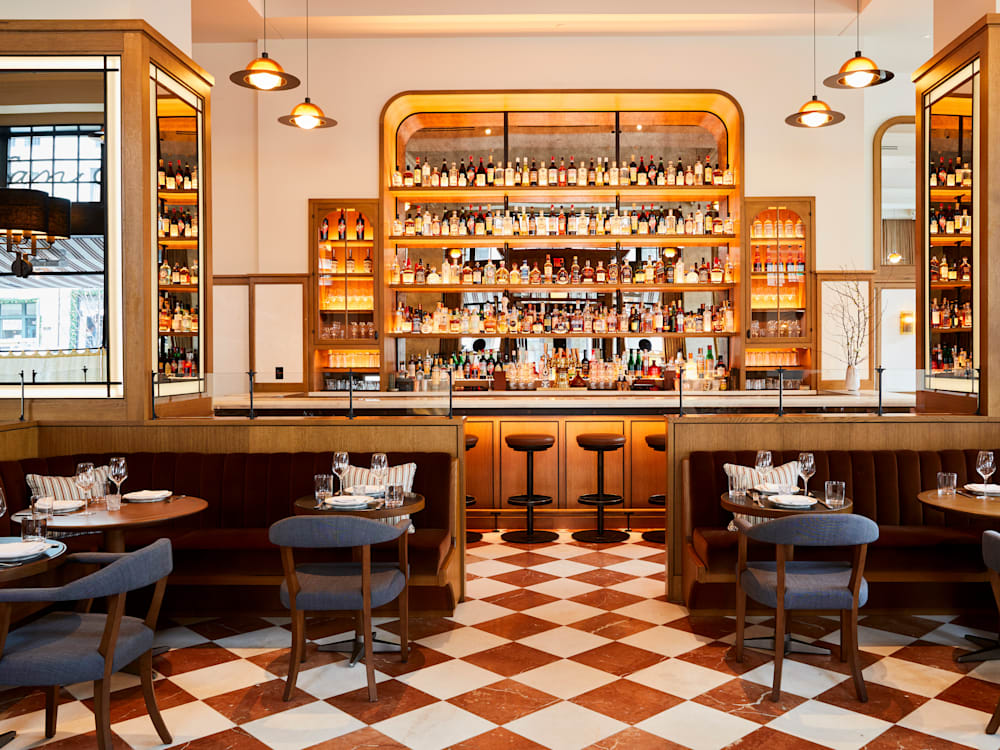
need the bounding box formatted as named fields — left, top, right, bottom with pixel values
left=573, top=433, right=628, bottom=544
left=465, top=434, right=482, bottom=543
left=501, top=434, right=558, bottom=544
left=641, top=433, right=666, bottom=544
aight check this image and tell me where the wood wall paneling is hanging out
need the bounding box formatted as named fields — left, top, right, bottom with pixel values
left=499, top=420, right=560, bottom=509
left=564, top=420, right=626, bottom=509
left=629, top=420, right=667, bottom=508
left=465, top=420, right=495, bottom=508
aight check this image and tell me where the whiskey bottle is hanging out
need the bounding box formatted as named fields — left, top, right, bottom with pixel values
left=337, top=211, right=347, bottom=240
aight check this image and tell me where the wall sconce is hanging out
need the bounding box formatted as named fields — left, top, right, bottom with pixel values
left=899, top=310, right=915, bottom=335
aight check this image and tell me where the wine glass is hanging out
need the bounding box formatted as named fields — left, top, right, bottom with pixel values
left=75, top=462, right=95, bottom=516
left=109, top=456, right=128, bottom=501
left=977, top=451, right=996, bottom=498
left=371, top=453, right=388, bottom=495
left=755, top=450, right=772, bottom=475
left=0, top=486, right=6, bottom=522
left=332, top=451, right=349, bottom=495
left=798, top=452, right=816, bottom=496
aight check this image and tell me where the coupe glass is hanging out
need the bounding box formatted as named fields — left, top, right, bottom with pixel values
left=977, top=451, right=996, bottom=497
left=755, top=450, right=772, bottom=475
left=371, top=453, right=388, bottom=494
left=798, top=452, right=816, bottom=496
left=75, top=462, right=95, bottom=516
left=109, top=456, right=128, bottom=503
left=332, top=451, right=349, bottom=495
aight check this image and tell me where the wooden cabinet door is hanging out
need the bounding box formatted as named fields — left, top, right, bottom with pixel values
left=629, top=420, right=666, bottom=508
left=499, top=420, right=560, bottom=508
left=564, top=420, right=625, bottom=509
left=465, top=420, right=495, bottom=508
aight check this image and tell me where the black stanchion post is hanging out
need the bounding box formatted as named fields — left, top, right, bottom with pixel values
left=448, top=369, right=453, bottom=418
left=876, top=366, right=885, bottom=416
left=18, top=370, right=25, bottom=422
left=247, top=370, right=257, bottom=419
left=150, top=370, right=158, bottom=420
left=977, top=367, right=983, bottom=416
left=82, top=365, right=88, bottom=383
left=678, top=376, right=684, bottom=417
left=777, top=366, right=784, bottom=417
left=349, top=369, right=354, bottom=420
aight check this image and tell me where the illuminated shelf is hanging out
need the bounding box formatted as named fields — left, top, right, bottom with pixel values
left=314, top=339, right=379, bottom=347
left=157, top=189, right=198, bottom=203
left=931, top=281, right=972, bottom=290
left=318, top=239, right=374, bottom=247
left=930, top=235, right=972, bottom=245
left=929, top=187, right=973, bottom=200
left=391, top=331, right=736, bottom=339
left=746, top=337, right=810, bottom=345
left=158, top=239, right=198, bottom=248
left=317, top=367, right=380, bottom=373
left=318, top=272, right=374, bottom=279
left=388, top=234, right=736, bottom=248
left=158, top=284, right=198, bottom=293
left=749, top=238, right=806, bottom=245
left=388, top=185, right=735, bottom=203
left=389, top=282, right=735, bottom=294
left=158, top=330, right=197, bottom=337
left=930, top=327, right=973, bottom=333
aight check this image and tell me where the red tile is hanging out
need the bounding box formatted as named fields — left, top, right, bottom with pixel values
left=448, top=678, right=559, bottom=724
left=570, top=611, right=656, bottom=640
left=948, top=612, right=997, bottom=632
left=247, top=642, right=349, bottom=678
left=474, top=612, right=559, bottom=640
left=889, top=643, right=977, bottom=675
left=667, top=615, right=736, bottom=640
left=0, top=685, right=75, bottom=721
left=450, top=726, right=551, bottom=750
left=368, top=643, right=453, bottom=677
left=153, top=642, right=242, bottom=677
left=694, top=678, right=806, bottom=724
left=858, top=614, right=945, bottom=639
left=203, top=678, right=317, bottom=724
left=814, top=678, right=927, bottom=723
left=569, top=641, right=664, bottom=677
left=937, top=675, right=1000, bottom=714
left=568, top=568, right=637, bottom=587
left=305, top=726, right=409, bottom=749
left=785, top=640, right=882, bottom=677
left=462, top=642, right=560, bottom=677
left=755, top=615, right=839, bottom=641
left=570, top=551, right=631, bottom=567
left=377, top=617, right=462, bottom=640
left=37, top=730, right=131, bottom=750
left=864, top=725, right=973, bottom=750
left=327, top=678, right=438, bottom=724
left=675, top=642, right=770, bottom=676
left=81, top=678, right=197, bottom=725
left=499, top=551, right=559, bottom=567
left=724, top=726, right=829, bottom=750
left=568, top=588, right=644, bottom=611
left=481, top=588, right=560, bottom=612
left=584, top=727, right=688, bottom=750
left=187, top=616, right=275, bottom=641
left=292, top=615, right=358, bottom=641
left=572, top=679, right=681, bottom=723
left=490, top=568, right=558, bottom=587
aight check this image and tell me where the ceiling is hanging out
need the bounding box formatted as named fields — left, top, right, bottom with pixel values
left=193, top=0, right=926, bottom=44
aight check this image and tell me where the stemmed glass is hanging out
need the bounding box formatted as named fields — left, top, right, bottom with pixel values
left=755, top=450, right=772, bottom=476
left=332, top=451, right=349, bottom=496
left=371, top=453, right=388, bottom=495
left=314, top=474, right=333, bottom=508
left=109, top=457, right=128, bottom=502
left=977, top=451, right=996, bottom=498
left=798, top=452, right=816, bottom=497
left=75, top=462, right=95, bottom=516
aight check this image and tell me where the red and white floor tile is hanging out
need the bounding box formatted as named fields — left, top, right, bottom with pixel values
left=2, top=532, right=999, bottom=749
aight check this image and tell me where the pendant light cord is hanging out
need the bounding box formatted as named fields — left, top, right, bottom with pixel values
left=812, top=0, right=817, bottom=96
left=305, top=0, right=310, bottom=97
left=856, top=0, right=861, bottom=50
left=263, top=0, right=267, bottom=51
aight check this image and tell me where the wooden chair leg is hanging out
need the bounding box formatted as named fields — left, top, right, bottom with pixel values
left=734, top=583, right=746, bottom=662
left=771, top=603, right=785, bottom=702
left=840, top=611, right=849, bottom=662
left=284, top=608, right=305, bottom=701
left=987, top=697, right=1000, bottom=734
left=44, top=685, right=58, bottom=738
left=140, top=651, right=171, bottom=744
left=362, top=598, right=376, bottom=702
left=848, top=607, right=867, bottom=702
left=93, top=679, right=112, bottom=750
left=299, top=613, right=308, bottom=664
left=399, top=584, right=409, bottom=664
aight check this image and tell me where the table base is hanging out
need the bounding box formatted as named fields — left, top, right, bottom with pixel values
left=957, top=634, right=1000, bottom=663
left=318, top=632, right=400, bottom=665
left=744, top=633, right=831, bottom=656
left=0, top=730, right=14, bottom=747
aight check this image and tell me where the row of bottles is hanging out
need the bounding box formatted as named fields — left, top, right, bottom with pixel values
left=318, top=283, right=374, bottom=312
left=158, top=294, right=200, bottom=333
left=928, top=157, right=972, bottom=188
left=751, top=246, right=807, bottom=274
left=157, top=205, right=198, bottom=238
left=318, top=248, right=374, bottom=274
left=930, top=344, right=974, bottom=375
left=319, top=212, right=367, bottom=242
left=391, top=253, right=734, bottom=286
left=750, top=216, right=805, bottom=239
left=156, top=159, right=198, bottom=191
left=325, top=349, right=379, bottom=369
left=392, top=299, right=735, bottom=336
left=745, top=349, right=801, bottom=368
left=930, top=298, right=973, bottom=329
left=158, top=346, right=198, bottom=379
left=392, top=203, right=733, bottom=238
left=929, top=255, right=972, bottom=283
left=158, top=257, right=199, bottom=286
left=392, top=154, right=734, bottom=189
left=929, top=202, right=972, bottom=235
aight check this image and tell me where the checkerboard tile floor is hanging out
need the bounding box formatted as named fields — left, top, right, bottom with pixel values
left=3, top=532, right=1000, bottom=749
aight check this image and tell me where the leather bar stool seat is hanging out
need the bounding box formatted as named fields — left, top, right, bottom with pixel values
left=502, top=434, right=558, bottom=544
left=465, top=433, right=482, bottom=543
left=642, top=433, right=667, bottom=544
left=572, top=433, right=628, bottom=544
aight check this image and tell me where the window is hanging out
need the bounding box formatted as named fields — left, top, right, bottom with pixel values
left=0, top=300, right=38, bottom=346
left=3, top=125, right=103, bottom=202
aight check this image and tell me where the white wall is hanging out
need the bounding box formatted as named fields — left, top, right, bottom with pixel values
left=879, top=288, right=917, bottom=392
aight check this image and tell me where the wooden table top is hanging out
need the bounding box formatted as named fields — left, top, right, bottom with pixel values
left=720, top=491, right=853, bottom=519
left=11, top=495, right=208, bottom=532
left=917, top=489, right=1000, bottom=518
left=0, top=537, right=67, bottom=584
left=294, top=493, right=424, bottom=519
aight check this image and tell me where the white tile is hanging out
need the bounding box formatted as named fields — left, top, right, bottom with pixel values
left=168, top=658, right=275, bottom=700
left=862, top=656, right=963, bottom=698
left=113, top=699, right=234, bottom=749
left=467, top=544, right=521, bottom=560
left=638, top=701, right=759, bottom=750
left=604, top=558, right=665, bottom=577
left=295, top=660, right=391, bottom=699
left=395, top=659, right=501, bottom=700
left=0, top=701, right=95, bottom=749
left=518, top=626, right=612, bottom=658
left=608, top=544, right=664, bottom=559
left=531, top=559, right=594, bottom=578
left=608, top=577, right=668, bottom=599
left=65, top=670, right=141, bottom=700
left=264, top=616, right=292, bottom=626
left=242, top=700, right=365, bottom=750
left=373, top=701, right=495, bottom=750
left=514, top=659, right=618, bottom=699
left=626, top=658, right=731, bottom=699
left=530, top=543, right=591, bottom=559
left=824, top=625, right=917, bottom=651
left=521, top=599, right=606, bottom=626
left=613, top=599, right=688, bottom=625
left=619, top=625, right=714, bottom=657
left=465, top=559, right=521, bottom=577
left=898, top=698, right=1000, bottom=750
left=448, top=599, right=517, bottom=626
left=922, top=622, right=997, bottom=650
left=214, top=625, right=298, bottom=657
left=416, top=626, right=509, bottom=658
left=741, top=658, right=846, bottom=699
left=717, top=623, right=775, bottom=645
left=153, top=625, right=210, bottom=651
left=505, top=701, right=628, bottom=750
left=464, top=577, right=518, bottom=600
left=768, top=700, right=892, bottom=750
left=526, top=578, right=600, bottom=600
left=971, top=659, right=1000, bottom=685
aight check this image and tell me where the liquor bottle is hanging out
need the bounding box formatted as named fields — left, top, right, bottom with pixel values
left=355, top=213, right=365, bottom=240
left=363, top=248, right=373, bottom=273
left=157, top=158, right=166, bottom=188
left=570, top=256, right=582, bottom=284
left=505, top=160, right=514, bottom=186
left=476, top=157, right=487, bottom=187
left=529, top=158, right=538, bottom=186
left=558, top=157, right=568, bottom=186
left=538, top=157, right=548, bottom=187
left=960, top=256, right=971, bottom=281
left=582, top=259, right=595, bottom=283
left=345, top=249, right=355, bottom=274
left=629, top=154, right=638, bottom=185
left=486, top=154, right=495, bottom=186
left=543, top=254, right=553, bottom=283
left=159, top=258, right=170, bottom=285
left=337, top=211, right=347, bottom=240
left=174, top=161, right=184, bottom=189
left=165, top=160, right=175, bottom=189
left=183, top=163, right=192, bottom=190
left=595, top=260, right=607, bottom=284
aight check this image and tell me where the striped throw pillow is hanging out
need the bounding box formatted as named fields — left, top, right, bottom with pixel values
left=27, top=465, right=110, bottom=503
left=723, top=460, right=801, bottom=530
left=342, top=462, right=417, bottom=531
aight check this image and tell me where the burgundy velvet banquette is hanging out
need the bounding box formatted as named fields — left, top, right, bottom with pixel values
left=0, top=451, right=457, bottom=613
left=683, top=449, right=998, bottom=612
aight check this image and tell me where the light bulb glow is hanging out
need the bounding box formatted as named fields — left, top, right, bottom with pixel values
left=247, top=70, right=282, bottom=90
left=278, top=98, right=337, bottom=129
left=786, top=96, right=843, bottom=128
left=230, top=54, right=299, bottom=91
left=888, top=251, right=902, bottom=264
left=293, top=113, right=320, bottom=129
left=801, top=110, right=832, bottom=128
left=843, top=69, right=878, bottom=88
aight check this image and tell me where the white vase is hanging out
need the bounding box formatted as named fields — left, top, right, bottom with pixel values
left=845, top=364, right=861, bottom=393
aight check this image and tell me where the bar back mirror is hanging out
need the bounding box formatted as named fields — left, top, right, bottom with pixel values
left=0, top=57, right=123, bottom=396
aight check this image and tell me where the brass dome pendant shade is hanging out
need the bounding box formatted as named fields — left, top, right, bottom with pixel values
left=824, top=0, right=893, bottom=89
left=785, top=0, right=845, bottom=129
left=280, top=0, right=337, bottom=130
left=230, top=0, right=300, bottom=91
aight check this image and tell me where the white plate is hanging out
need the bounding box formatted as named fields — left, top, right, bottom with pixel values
left=123, top=490, right=172, bottom=503
left=34, top=498, right=85, bottom=514
left=768, top=494, right=816, bottom=508
left=0, top=540, right=51, bottom=562
left=755, top=483, right=800, bottom=495
left=323, top=495, right=370, bottom=509
left=347, top=485, right=384, bottom=497
left=964, top=483, right=1000, bottom=496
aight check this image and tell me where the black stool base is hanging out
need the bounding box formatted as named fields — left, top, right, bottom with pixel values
left=648, top=494, right=666, bottom=507
left=572, top=529, right=629, bottom=544
left=641, top=530, right=665, bottom=544
left=501, top=529, right=559, bottom=544
left=466, top=531, right=484, bottom=543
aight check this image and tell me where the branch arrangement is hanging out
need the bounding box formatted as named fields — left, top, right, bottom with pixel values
left=828, top=278, right=872, bottom=367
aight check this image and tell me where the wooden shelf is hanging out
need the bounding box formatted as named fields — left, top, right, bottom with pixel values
left=158, top=238, right=198, bottom=248
left=317, top=367, right=380, bottom=373
left=930, top=235, right=972, bottom=245
left=320, top=308, right=374, bottom=313
left=388, top=185, right=736, bottom=203
left=158, top=330, right=198, bottom=337
left=746, top=338, right=811, bottom=346
left=931, top=281, right=972, bottom=290
left=314, top=340, right=379, bottom=347
left=389, top=282, right=735, bottom=294
left=158, top=284, right=198, bottom=293
left=391, top=331, right=736, bottom=339
left=319, top=239, right=374, bottom=247
left=749, top=238, right=806, bottom=245
left=930, top=327, right=973, bottom=333
left=388, top=234, right=736, bottom=248
left=744, top=365, right=806, bottom=370
left=751, top=307, right=807, bottom=313
left=317, top=272, right=374, bottom=279
left=749, top=272, right=806, bottom=279
left=929, top=187, right=973, bottom=200
left=157, top=189, right=198, bottom=203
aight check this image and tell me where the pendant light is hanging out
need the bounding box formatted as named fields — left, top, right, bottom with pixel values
left=279, top=0, right=336, bottom=129
left=230, top=0, right=300, bottom=91
left=786, top=0, right=845, bottom=128
left=824, top=0, right=894, bottom=89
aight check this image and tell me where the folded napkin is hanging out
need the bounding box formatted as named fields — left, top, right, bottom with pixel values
left=346, top=485, right=383, bottom=497
left=769, top=494, right=815, bottom=507
left=965, top=483, right=1000, bottom=495
left=324, top=495, right=370, bottom=507
left=0, top=541, right=49, bottom=560
left=123, top=490, right=172, bottom=501
left=34, top=497, right=84, bottom=512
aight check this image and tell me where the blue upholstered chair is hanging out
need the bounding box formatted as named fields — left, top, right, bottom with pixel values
left=733, top=514, right=879, bottom=702
left=0, top=539, right=173, bottom=750
left=268, top=515, right=410, bottom=702
left=985, top=531, right=1000, bottom=734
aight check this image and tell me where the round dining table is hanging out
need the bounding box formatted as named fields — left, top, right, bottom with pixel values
left=11, top=495, right=208, bottom=553
left=917, top=488, right=1000, bottom=663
